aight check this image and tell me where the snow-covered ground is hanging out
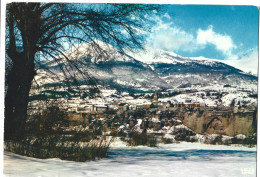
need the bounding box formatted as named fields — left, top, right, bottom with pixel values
left=4, top=140, right=256, bottom=177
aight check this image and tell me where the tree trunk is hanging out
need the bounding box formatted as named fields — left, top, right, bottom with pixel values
left=5, top=3, right=40, bottom=141
left=4, top=57, right=36, bottom=141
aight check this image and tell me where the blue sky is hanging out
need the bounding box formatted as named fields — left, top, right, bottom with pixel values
left=141, top=5, right=259, bottom=74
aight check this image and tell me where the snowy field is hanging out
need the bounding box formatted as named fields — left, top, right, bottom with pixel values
left=4, top=141, right=256, bottom=177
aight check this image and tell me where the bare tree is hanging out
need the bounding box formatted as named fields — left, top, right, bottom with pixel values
left=5, top=2, right=159, bottom=140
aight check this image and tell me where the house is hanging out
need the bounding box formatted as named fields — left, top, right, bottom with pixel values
left=184, top=103, right=200, bottom=108
left=118, top=103, right=129, bottom=111
left=68, top=107, right=77, bottom=113
left=95, top=105, right=108, bottom=113
left=76, top=105, right=92, bottom=113
left=129, top=104, right=137, bottom=110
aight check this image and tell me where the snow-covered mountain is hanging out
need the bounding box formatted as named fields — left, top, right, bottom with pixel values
left=147, top=50, right=256, bottom=87
left=35, top=41, right=257, bottom=92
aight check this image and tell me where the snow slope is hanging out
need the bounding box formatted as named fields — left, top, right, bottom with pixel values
left=4, top=142, right=256, bottom=177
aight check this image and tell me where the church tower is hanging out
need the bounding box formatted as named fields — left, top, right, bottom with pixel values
left=153, top=91, right=158, bottom=102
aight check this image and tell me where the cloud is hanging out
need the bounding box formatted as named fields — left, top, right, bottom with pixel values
left=144, top=15, right=257, bottom=74
left=223, top=49, right=258, bottom=75
left=147, top=14, right=199, bottom=52
left=162, top=13, right=171, bottom=20
left=222, top=48, right=258, bottom=75
left=146, top=16, right=237, bottom=58
left=150, top=27, right=199, bottom=52
left=197, top=25, right=237, bottom=58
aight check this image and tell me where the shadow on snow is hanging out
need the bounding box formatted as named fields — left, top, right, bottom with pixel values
left=108, top=147, right=256, bottom=163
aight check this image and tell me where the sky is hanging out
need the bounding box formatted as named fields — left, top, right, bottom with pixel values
left=139, top=5, right=259, bottom=75
left=1, top=3, right=259, bottom=74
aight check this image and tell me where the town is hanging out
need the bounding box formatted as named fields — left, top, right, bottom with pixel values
left=28, top=82, right=257, bottom=137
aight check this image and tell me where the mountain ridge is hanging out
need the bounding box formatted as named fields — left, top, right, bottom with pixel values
left=35, top=41, right=257, bottom=92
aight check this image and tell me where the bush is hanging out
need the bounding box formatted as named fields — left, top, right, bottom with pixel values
left=4, top=135, right=112, bottom=162
left=71, top=131, right=93, bottom=142
left=162, top=138, right=173, bottom=144
left=9, top=103, right=112, bottom=162
left=26, top=105, right=69, bottom=136
left=117, top=130, right=127, bottom=137
left=58, top=139, right=111, bottom=161
left=40, top=106, right=69, bottom=133
left=242, top=133, right=257, bottom=147
left=174, top=127, right=196, bottom=141
left=105, top=109, right=117, bottom=115
left=128, top=132, right=157, bottom=147
left=132, top=109, right=146, bottom=118
left=148, top=135, right=157, bottom=147
left=204, top=135, right=223, bottom=145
